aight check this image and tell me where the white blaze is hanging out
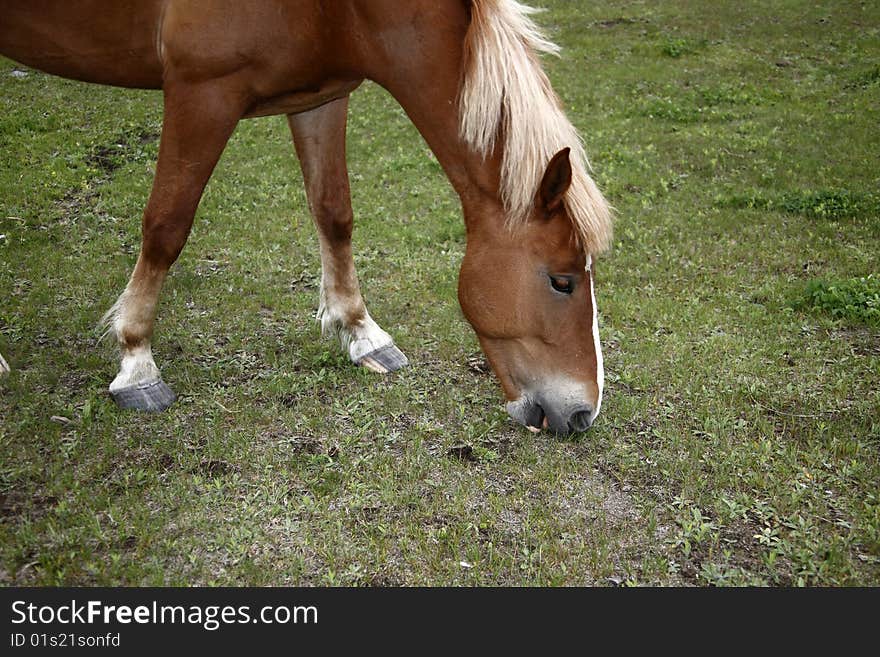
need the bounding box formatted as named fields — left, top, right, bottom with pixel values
left=588, top=255, right=603, bottom=423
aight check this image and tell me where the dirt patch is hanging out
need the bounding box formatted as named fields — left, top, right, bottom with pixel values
left=193, top=459, right=236, bottom=477
left=830, top=327, right=880, bottom=357
left=446, top=443, right=477, bottom=462
left=278, top=393, right=298, bottom=408
left=593, top=17, right=643, bottom=29
left=465, top=353, right=490, bottom=376
left=55, top=126, right=160, bottom=226
left=0, top=490, right=59, bottom=519
left=85, top=128, right=160, bottom=176
left=289, top=271, right=318, bottom=291
left=550, top=470, right=641, bottom=531
left=260, top=426, right=329, bottom=456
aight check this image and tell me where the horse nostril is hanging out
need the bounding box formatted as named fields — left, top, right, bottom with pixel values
left=569, top=409, right=593, bottom=433
left=525, top=404, right=545, bottom=430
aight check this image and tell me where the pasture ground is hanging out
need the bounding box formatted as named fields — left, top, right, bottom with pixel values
left=1, top=0, right=878, bottom=585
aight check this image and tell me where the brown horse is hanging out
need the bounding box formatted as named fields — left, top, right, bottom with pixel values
left=1, top=0, right=612, bottom=434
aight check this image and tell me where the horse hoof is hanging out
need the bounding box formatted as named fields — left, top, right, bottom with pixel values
left=110, top=379, right=177, bottom=412
left=358, top=343, right=409, bottom=374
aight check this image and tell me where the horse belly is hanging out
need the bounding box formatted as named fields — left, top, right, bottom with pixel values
left=244, top=79, right=363, bottom=118
left=0, top=1, right=165, bottom=89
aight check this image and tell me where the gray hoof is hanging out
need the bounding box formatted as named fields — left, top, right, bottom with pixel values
left=110, top=379, right=177, bottom=412
left=358, top=343, right=409, bottom=374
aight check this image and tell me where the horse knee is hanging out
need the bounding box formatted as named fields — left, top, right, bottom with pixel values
left=313, top=197, right=353, bottom=243
left=141, top=216, right=192, bottom=267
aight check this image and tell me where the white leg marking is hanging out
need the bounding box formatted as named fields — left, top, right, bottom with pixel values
left=346, top=314, right=395, bottom=363
left=316, top=274, right=394, bottom=364
left=109, top=344, right=161, bottom=392
left=102, top=286, right=163, bottom=392
left=319, top=300, right=394, bottom=363
left=0, top=351, right=9, bottom=376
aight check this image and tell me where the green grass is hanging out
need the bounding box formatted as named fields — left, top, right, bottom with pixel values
left=1, top=0, right=879, bottom=586
left=799, top=276, right=880, bottom=326
left=720, top=189, right=880, bottom=221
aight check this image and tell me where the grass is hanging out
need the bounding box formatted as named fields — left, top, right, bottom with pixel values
left=799, top=276, right=880, bottom=326
left=720, top=189, right=880, bottom=221
left=1, top=0, right=879, bottom=586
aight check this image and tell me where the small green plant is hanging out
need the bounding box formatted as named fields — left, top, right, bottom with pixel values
left=642, top=96, right=704, bottom=122
left=799, top=275, right=880, bottom=326
left=670, top=499, right=718, bottom=558
left=777, top=190, right=878, bottom=220
left=660, top=36, right=697, bottom=58
left=848, top=66, right=880, bottom=89
left=718, top=190, right=879, bottom=221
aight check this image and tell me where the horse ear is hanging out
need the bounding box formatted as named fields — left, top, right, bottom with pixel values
left=538, top=147, right=572, bottom=214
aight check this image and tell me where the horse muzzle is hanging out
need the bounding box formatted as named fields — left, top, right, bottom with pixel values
left=506, top=393, right=596, bottom=436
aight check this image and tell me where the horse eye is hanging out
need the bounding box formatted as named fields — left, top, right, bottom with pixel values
left=549, top=275, right=573, bottom=294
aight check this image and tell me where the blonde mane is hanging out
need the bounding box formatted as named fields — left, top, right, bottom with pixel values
left=459, top=0, right=612, bottom=253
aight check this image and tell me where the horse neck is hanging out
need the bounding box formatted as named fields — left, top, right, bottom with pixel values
left=413, top=104, right=506, bottom=238
left=345, top=1, right=503, bottom=235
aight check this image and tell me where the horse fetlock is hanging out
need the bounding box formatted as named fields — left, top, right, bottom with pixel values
left=109, top=345, right=175, bottom=411
left=110, top=345, right=161, bottom=392
left=346, top=316, right=393, bottom=359
left=318, top=300, right=396, bottom=361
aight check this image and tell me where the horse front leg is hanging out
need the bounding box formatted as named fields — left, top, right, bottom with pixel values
left=288, top=98, right=408, bottom=373
left=104, top=80, right=245, bottom=410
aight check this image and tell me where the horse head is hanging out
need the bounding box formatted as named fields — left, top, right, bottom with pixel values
left=458, top=148, right=604, bottom=436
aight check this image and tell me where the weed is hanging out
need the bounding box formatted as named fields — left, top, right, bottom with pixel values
left=798, top=276, right=880, bottom=326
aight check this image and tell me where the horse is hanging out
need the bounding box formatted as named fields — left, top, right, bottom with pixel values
left=0, top=0, right=612, bottom=435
